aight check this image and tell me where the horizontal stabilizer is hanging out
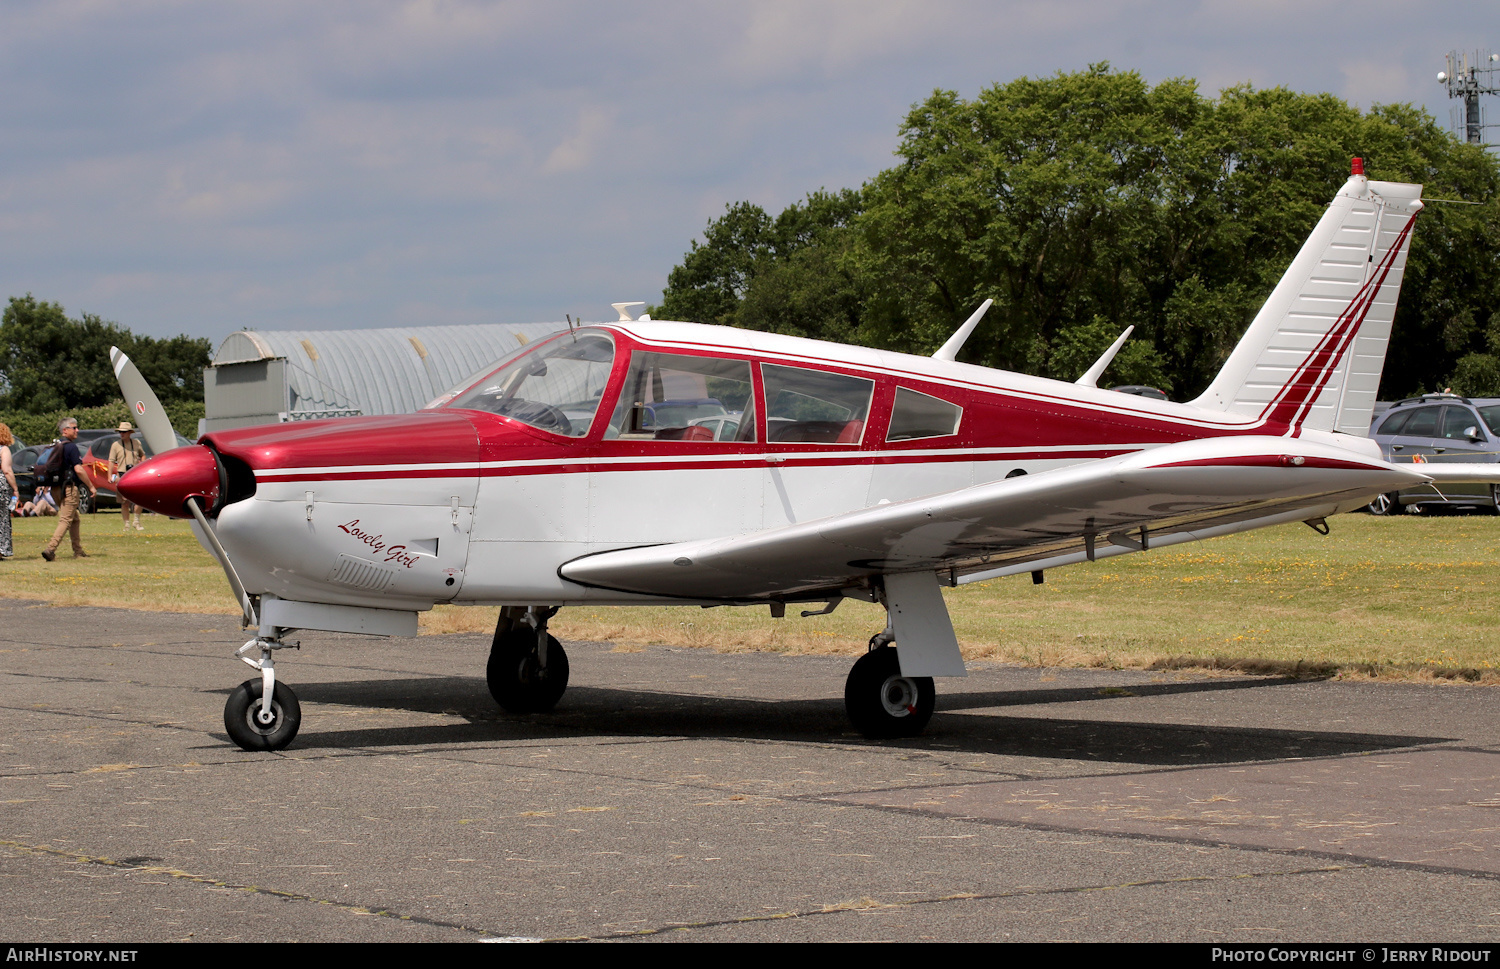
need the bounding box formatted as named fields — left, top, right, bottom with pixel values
left=1403, top=464, right=1500, bottom=486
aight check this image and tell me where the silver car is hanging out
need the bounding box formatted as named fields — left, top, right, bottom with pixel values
left=1367, top=394, right=1500, bottom=514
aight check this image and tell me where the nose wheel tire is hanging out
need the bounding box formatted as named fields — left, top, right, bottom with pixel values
left=224, top=678, right=302, bottom=751
left=844, top=647, right=935, bottom=739
left=487, top=631, right=570, bottom=713
left=1367, top=492, right=1400, bottom=516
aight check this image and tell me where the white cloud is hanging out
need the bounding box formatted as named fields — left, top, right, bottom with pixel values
left=543, top=106, right=615, bottom=174
left=0, top=0, right=1490, bottom=341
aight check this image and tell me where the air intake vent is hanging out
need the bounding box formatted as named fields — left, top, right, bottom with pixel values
left=327, top=554, right=396, bottom=591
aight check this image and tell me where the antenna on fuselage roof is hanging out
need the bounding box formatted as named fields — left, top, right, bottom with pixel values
left=611, top=301, right=647, bottom=321
left=566, top=314, right=577, bottom=341
left=1075, top=325, right=1134, bottom=388
left=932, top=299, right=993, bottom=362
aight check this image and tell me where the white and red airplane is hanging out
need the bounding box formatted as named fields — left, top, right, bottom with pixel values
left=116, top=160, right=1441, bottom=751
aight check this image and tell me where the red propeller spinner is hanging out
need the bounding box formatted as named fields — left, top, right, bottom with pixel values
left=117, top=444, right=222, bottom=519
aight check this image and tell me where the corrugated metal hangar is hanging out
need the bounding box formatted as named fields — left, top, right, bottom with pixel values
left=203, top=322, right=566, bottom=433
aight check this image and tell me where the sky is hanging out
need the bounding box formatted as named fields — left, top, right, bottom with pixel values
left=0, top=0, right=1494, bottom=349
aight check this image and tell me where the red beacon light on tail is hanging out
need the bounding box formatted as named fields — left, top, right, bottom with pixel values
left=1352, top=157, right=1364, bottom=176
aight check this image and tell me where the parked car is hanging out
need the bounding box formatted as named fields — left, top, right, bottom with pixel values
left=1110, top=385, right=1169, bottom=401
left=15, top=431, right=191, bottom=508
left=689, top=414, right=743, bottom=441
left=11, top=445, right=44, bottom=504
left=640, top=399, right=727, bottom=430
left=78, top=431, right=194, bottom=507
left=1366, top=394, right=1500, bottom=514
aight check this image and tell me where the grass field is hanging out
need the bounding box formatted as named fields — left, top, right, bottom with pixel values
left=4, top=509, right=1499, bottom=682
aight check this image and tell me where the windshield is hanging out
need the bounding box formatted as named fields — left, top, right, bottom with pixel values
left=1477, top=406, right=1500, bottom=436
left=446, top=331, right=616, bottom=438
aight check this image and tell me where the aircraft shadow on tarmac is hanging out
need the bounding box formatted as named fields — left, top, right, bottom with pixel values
left=231, top=675, right=1451, bottom=766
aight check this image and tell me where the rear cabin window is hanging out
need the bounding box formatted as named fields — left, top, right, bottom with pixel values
left=762, top=364, right=873, bottom=445
left=447, top=332, right=615, bottom=438
left=886, top=387, right=962, bottom=442
left=607, top=352, right=756, bottom=442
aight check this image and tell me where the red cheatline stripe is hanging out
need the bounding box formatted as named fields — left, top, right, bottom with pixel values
left=248, top=448, right=1146, bottom=484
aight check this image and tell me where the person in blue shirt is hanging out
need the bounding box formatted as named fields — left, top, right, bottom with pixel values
left=40, top=418, right=97, bottom=562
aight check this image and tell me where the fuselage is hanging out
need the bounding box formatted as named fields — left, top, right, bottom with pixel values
left=130, top=320, right=1378, bottom=612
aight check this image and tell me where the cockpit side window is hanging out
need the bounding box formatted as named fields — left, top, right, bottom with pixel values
left=446, top=332, right=615, bottom=438
left=607, top=351, right=756, bottom=442
left=761, top=364, right=873, bottom=445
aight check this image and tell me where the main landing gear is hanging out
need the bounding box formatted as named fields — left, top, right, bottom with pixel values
left=487, top=606, right=569, bottom=713
left=844, top=630, right=935, bottom=739
left=225, top=635, right=301, bottom=751
left=838, top=573, right=964, bottom=739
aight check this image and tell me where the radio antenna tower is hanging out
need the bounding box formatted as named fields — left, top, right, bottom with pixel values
left=1438, top=50, right=1500, bottom=146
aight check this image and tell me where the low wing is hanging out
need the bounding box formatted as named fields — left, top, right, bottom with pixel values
left=560, top=436, right=1428, bottom=602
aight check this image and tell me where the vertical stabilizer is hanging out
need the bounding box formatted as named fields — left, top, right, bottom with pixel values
left=1191, top=164, right=1423, bottom=436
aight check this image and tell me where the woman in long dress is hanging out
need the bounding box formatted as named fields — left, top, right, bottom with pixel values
left=0, top=424, right=16, bottom=559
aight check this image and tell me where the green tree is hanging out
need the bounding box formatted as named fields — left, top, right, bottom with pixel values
left=651, top=189, right=865, bottom=336
left=654, top=66, right=1500, bottom=400
left=0, top=294, right=210, bottom=415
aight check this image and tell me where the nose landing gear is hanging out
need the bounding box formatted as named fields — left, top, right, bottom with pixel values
left=225, top=636, right=301, bottom=751
left=224, top=677, right=302, bottom=751
left=486, top=606, right=569, bottom=713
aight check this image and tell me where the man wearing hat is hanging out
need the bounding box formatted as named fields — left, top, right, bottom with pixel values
left=109, top=421, right=146, bottom=531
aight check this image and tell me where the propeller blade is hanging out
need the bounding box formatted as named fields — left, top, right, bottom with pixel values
left=112, top=346, right=257, bottom=628
left=186, top=497, right=257, bottom=628
left=109, top=346, right=182, bottom=454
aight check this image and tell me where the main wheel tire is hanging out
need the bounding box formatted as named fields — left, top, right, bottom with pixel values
left=1367, top=492, right=1400, bottom=516
left=487, top=631, right=569, bottom=713
left=844, top=647, right=935, bottom=739
left=224, top=678, right=301, bottom=752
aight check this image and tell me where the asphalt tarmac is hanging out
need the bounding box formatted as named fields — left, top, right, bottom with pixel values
left=2, top=595, right=1499, bottom=943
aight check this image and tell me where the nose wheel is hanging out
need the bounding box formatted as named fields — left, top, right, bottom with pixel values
left=844, top=646, right=934, bottom=739
left=224, top=678, right=301, bottom=751
left=487, top=607, right=569, bottom=713
left=225, top=635, right=301, bottom=751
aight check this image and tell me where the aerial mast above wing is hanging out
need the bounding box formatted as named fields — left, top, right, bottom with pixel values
left=1075, top=325, right=1134, bottom=388
left=931, top=299, right=993, bottom=362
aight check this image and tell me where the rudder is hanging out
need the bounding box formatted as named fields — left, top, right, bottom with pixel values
left=1191, top=161, right=1423, bottom=436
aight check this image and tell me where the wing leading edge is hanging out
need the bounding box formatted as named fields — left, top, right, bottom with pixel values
left=559, top=437, right=1429, bottom=603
